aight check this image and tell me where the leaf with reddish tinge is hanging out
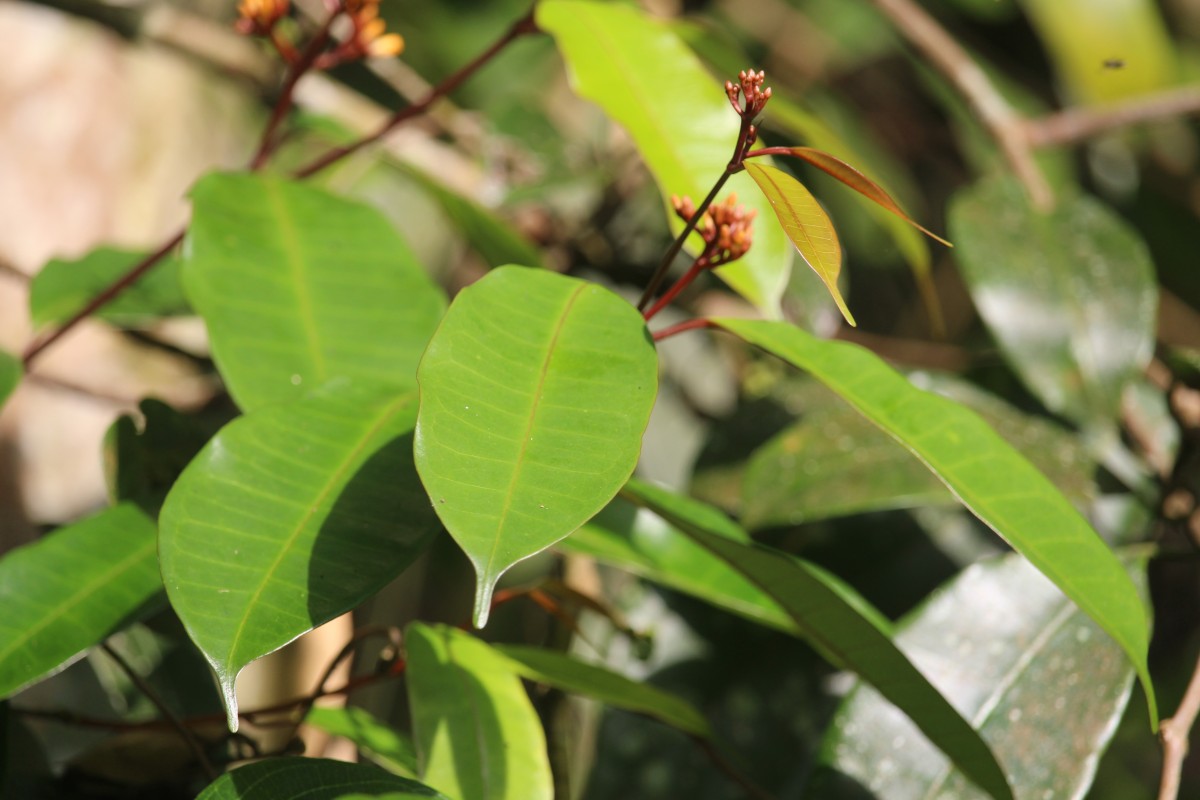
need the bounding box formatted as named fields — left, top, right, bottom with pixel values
left=745, top=162, right=854, bottom=326
left=776, top=147, right=951, bottom=247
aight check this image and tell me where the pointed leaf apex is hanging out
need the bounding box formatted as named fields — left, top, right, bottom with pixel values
left=218, top=672, right=240, bottom=732
left=473, top=574, right=497, bottom=629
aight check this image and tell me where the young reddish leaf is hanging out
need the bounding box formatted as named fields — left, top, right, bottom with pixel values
left=744, top=162, right=855, bottom=326
left=780, top=147, right=952, bottom=247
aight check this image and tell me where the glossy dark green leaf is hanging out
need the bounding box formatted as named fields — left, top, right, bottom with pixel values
left=949, top=177, right=1156, bottom=426
left=0, top=351, right=19, bottom=411
left=818, top=553, right=1141, bottom=799
left=559, top=497, right=797, bottom=633
left=713, top=317, right=1157, bottom=726
left=493, top=644, right=710, bottom=736
left=742, top=377, right=1094, bottom=530
left=536, top=0, right=792, bottom=315
left=621, top=480, right=1011, bottom=800
left=195, top=757, right=446, bottom=799
left=415, top=266, right=657, bottom=627
left=0, top=504, right=161, bottom=698
left=406, top=623, right=552, bottom=800
left=29, top=247, right=188, bottom=328
left=184, top=172, right=446, bottom=411
left=306, top=706, right=419, bottom=778
left=159, top=382, right=440, bottom=730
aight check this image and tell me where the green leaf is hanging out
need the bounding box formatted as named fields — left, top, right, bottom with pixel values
left=817, top=553, right=1141, bottom=799
left=536, top=0, right=792, bottom=316
left=184, top=172, right=446, bottom=411
left=741, top=377, right=1094, bottom=530
left=159, top=382, right=440, bottom=730
left=744, top=162, right=854, bottom=326
left=0, top=504, right=161, bottom=698
left=0, top=351, right=19, bottom=411
left=306, top=706, right=419, bottom=778
left=620, top=480, right=1012, bottom=800
left=406, top=623, right=553, bottom=800
left=949, top=177, right=1157, bottom=427
left=712, top=317, right=1157, bottom=727
left=415, top=266, right=657, bottom=627
left=559, top=497, right=797, bottom=633
left=29, top=247, right=189, bottom=328
left=195, top=757, right=447, bottom=799
left=396, top=164, right=544, bottom=269
left=493, top=644, right=710, bottom=736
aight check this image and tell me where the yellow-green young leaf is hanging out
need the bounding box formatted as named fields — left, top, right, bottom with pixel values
left=305, top=706, right=419, bottom=778
left=406, top=623, right=552, bottom=800
left=712, top=317, right=1157, bottom=728
left=536, top=0, right=792, bottom=316
left=0, top=350, right=20, bottom=411
left=744, top=162, right=854, bottom=326
left=415, top=267, right=657, bottom=628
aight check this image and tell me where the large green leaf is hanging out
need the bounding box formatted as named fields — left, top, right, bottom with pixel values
left=306, top=706, right=419, bottom=778
left=712, top=317, right=1157, bottom=726
left=949, top=177, right=1157, bottom=427
left=0, top=504, right=161, bottom=698
left=817, top=553, right=1141, bottom=799
left=195, top=757, right=446, bottom=799
left=621, top=480, right=1012, bottom=800
left=415, top=266, right=657, bottom=627
left=559, top=497, right=797, bottom=633
left=744, top=162, right=854, bottom=325
left=159, top=382, right=440, bottom=730
left=0, top=350, right=19, bottom=411
left=493, top=644, right=710, bottom=736
left=741, top=377, right=1094, bottom=530
left=184, top=172, right=446, bottom=411
left=29, top=247, right=189, bottom=328
left=536, top=0, right=792, bottom=316
left=406, top=623, right=553, bottom=800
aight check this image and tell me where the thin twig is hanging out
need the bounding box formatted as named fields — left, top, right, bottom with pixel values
left=1158, top=648, right=1200, bottom=799
left=652, top=318, right=715, bottom=342
left=1027, top=85, right=1200, bottom=148
left=100, top=641, right=218, bottom=781
left=693, top=736, right=775, bottom=800
left=868, top=0, right=1054, bottom=211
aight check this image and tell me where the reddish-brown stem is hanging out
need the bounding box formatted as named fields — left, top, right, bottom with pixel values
left=249, top=8, right=342, bottom=170
left=268, top=28, right=301, bottom=65
left=636, top=114, right=755, bottom=312
left=651, top=317, right=715, bottom=342
left=21, top=229, right=185, bottom=367
left=743, top=146, right=798, bottom=159
left=293, top=7, right=539, bottom=179
left=643, top=258, right=708, bottom=322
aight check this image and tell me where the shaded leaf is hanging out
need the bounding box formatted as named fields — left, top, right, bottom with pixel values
left=0, top=504, right=161, bottom=698
left=195, top=757, right=446, bottom=799
left=744, top=162, right=854, bottom=326
left=560, top=497, right=797, bottom=633
left=415, top=266, right=657, bottom=627
left=184, top=172, right=446, bottom=411
left=406, top=623, right=552, bottom=800
left=773, top=148, right=950, bottom=246
left=621, top=479, right=1012, bottom=800
left=712, top=317, right=1157, bottom=726
left=741, top=377, right=1094, bottom=530
left=949, top=177, right=1157, bottom=426
left=159, top=382, right=440, bottom=730
left=306, top=706, right=419, bottom=778
left=0, top=351, right=19, bottom=411
left=817, top=553, right=1141, bottom=799
left=536, top=0, right=792, bottom=315
left=30, top=247, right=188, bottom=328
left=494, top=644, right=710, bottom=736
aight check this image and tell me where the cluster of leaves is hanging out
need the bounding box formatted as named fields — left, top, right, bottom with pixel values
left=1, top=0, right=1196, bottom=798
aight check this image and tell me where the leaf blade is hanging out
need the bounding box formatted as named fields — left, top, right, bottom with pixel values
left=0, top=350, right=20, bottom=411
left=712, top=317, right=1157, bottom=727
left=195, top=757, right=447, bottom=799
left=744, top=162, right=854, bottom=326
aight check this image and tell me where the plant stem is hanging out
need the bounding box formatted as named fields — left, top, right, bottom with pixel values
left=100, top=641, right=218, bottom=781
left=1158, top=648, right=1200, bottom=799
left=651, top=318, right=715, bottom=342
left=293, top=6, right=539, bottom=179
left=643, top=259, right=708, bottom=322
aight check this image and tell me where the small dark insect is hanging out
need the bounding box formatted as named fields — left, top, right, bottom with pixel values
left=1102, top=58, right=1126, bottom=70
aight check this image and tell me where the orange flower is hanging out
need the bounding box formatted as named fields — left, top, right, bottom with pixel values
left=236, top=0, right=289, bottom=34
left=342, top=0, right=404, bottom=60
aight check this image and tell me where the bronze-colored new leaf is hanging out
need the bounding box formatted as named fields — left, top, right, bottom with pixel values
left=745, top=162, right=855, bottom=326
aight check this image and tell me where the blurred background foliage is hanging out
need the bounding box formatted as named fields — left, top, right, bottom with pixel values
left=2, top=0, right=1200, bottom=797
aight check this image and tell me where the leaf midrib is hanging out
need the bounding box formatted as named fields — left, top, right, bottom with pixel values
left=264, top=179, right=328, bottom=384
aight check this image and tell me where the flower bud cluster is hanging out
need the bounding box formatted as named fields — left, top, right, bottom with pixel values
left=671, top=193, right=756, bottom=266
left=236, top=0, right=403, bottom=66
left=724, top=69, right=772, bottom=119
